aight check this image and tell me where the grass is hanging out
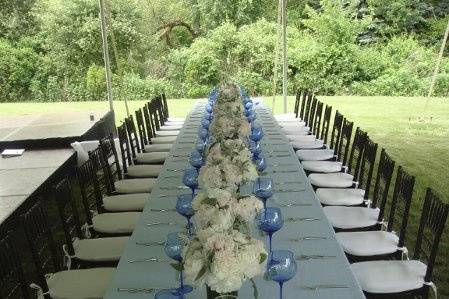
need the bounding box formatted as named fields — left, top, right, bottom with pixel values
left=1, top=96, right=449, bottom=297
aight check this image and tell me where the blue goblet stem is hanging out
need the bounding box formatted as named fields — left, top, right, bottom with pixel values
left=268, top=232, right=273, bottom=253
left=187, top=217, right=192, bottom=237
left=279, top=281, right=284, bottom=299
left=191, top=188, right=195, bottom=197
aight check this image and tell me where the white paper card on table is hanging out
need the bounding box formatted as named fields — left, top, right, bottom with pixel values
left=1, top=149, right=25, bottom=158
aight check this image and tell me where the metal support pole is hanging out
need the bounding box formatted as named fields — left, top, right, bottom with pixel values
left=428, top=18, right=449, bottom=98
left=99, top=0, right=114, bottom=112
left=282, top=0, right=288, bottom=113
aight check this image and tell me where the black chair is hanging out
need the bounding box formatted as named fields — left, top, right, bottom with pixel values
left=307, top=124, right=362, bottom=190
left=323, top=148, right=396, bottom=233
left=54, top=177, right=128, bottom=268
left=336, top=166, right=415, bottom=262
left=0, top=232, right=30, bottom=299
left=135, top=108, right=148, bottom=150
left=149, top=98, right=180, bottom=136
left=296, top=110, right=344, bottom=162
left=320, top=104, right=332, bottom=145
left=96, top=136, right=157, bottom=193
left=22, top=201, right=115, bottom=299
left=307, top=96, right=318, bottom=130
left=288, top=101, right=326, bottom=149
left=351, top=188, right=449, bottom=299
left=123, top=118, right=168, bottom=165
left=77, top=159, right=142, bottom=236
left=116, top=123, right=162, bottom=178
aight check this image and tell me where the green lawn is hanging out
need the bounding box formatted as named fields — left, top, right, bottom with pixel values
left=1, top=96, right=449, bottom=296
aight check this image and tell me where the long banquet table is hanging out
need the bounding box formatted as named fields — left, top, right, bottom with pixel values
left=104, top=100, right=365, bottom=299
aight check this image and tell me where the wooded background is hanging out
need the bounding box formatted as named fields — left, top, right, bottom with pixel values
left=1, top=0, right=449, bottom=102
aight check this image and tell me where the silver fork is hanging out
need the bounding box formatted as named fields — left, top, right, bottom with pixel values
left=296, top=255, right=336, bottom=260
left=135, top=241, right=165, bottom=246
left=290, top=236, right=328, bottom=241
left=286, top=217, right=321, bottom=222
left=302, top=284, right=349, bottom=290
left=128, top=258, right=170, bottom=263
left=146, top=222, right=177, bottom=226
left=278, top=203, right=312, bottom=207
left=117, top=287, right=167, bottom=293
left=149, top=208, right=175, bottom=212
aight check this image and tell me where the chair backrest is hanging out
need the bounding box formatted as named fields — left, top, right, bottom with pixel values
left=124, top=116, right=142, bottom=156
left=299, top=92, right=308, bottom=121
left=117, top=123, right=133, bottom=174
left=143, top=103, right=156, bottom=141
left=346, top=127, right=367, bottom=176
left=22, top=202, right=60, bottom=293
left=76, top=158, right=105, bottom=223
left=149, top=100, right=161, bottom=131
left=371, top=149, right=396, bottom=222
left=53, top=177, right=83, bottom=258
left=320, top=105, right=332, bottom=144
left=312, top=101, right=323, bottom=137
left=99, top=133, right=122, bottom=178
left=356, top=136, right=377, bottom=199
left=414, top=188, right=449, bottom=283
left=294, top=91, right=301, bottom=118
left=0, top=232, right=30, bottom=299
left=307, top=96, right=317, bottom=128
left=303, top=93, right=313, bottom=126
left=336, top=119, right=354, bottom=164
left=386, top=166, right=415, bottom=248
left=155, top=96, right=167, bottom=127
left=329, top=110, right=343, bottom=151
left=161, top=93, right=169, bottom=120
left=135, top=108, right=148, bottom=149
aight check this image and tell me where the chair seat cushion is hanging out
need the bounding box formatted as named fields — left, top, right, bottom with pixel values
left=167, top=117, right=185, bottom=122
left=316, top=188, right=365, bottom=206
left=155, top=130, right=179, bottom=137
left=47, top=267, right=115, bottom=299
left=159, top=125, right=183, bottom=131
left=136, top=152, right=168, bottom=164
left=296, top=149, right=335, bottom=161
left=127, top=164, right=162, bottom=178
left=274, top=113, right=296, bottom=120
left=92, top=212, right=140, bottom=234
left=351, top=260, right=427, bottom=294
left=114, top=178, right=156, bottom=193
left=144, top=143, right=172, bottom=152
left=324, top=206, right=379, bottom=229
left=282, top=127, right=310, bottom=135
left=151, top=136, right=177, bottom=144
left=291, top=139, right=324, bottom=150
left=302, top=161, right=343, bottom=173
left=287, top=135, right=316, bottom=142
left=336, top=231, right=399, bottom=256
left=73, top=236, right=129, bottom=262
left=102, top=193, right=148, bottom=212
left=309, top=172, right=354, bottom=188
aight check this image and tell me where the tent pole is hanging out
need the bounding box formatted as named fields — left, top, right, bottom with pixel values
left=282, top=0, right=288, bottom=113
left=271, top=0, right=282, bottom=113
left=427, top=18, right=449, bottom=98
left=99, top=0, right=114, bottom=112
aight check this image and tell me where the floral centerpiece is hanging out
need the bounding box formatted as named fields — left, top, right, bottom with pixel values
left=182, top=82, right=266, bottom=298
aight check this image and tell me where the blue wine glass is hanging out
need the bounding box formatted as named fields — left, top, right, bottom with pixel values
left=198, top=128, right=208, bottom=141
left=267, top=250, right=297, bottom=299
left=248, top=140, right=262, bottom=159
left=253, top=177, right=273, bottom=208
left=205, top=103, right=213, bottom=113
left=183, top=168, right=198, bottom=196
left=245, top=101, right=253, bottom=110
left=254, top=155, right=266, bottom=172
left=195, top=139, right=206, bottom=153
left=176, top=194, right=195, bottom=237
left=188, top=150, right=203, bottom=169
left=256, top=207, right=284, bottom=253
left=201, top=118, right=210, bottom=129
left=164, top=232, right=193, bottom=296
left=250, top=125, right=263, bottom=142
left=154, top=289, right=182, bottom=299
